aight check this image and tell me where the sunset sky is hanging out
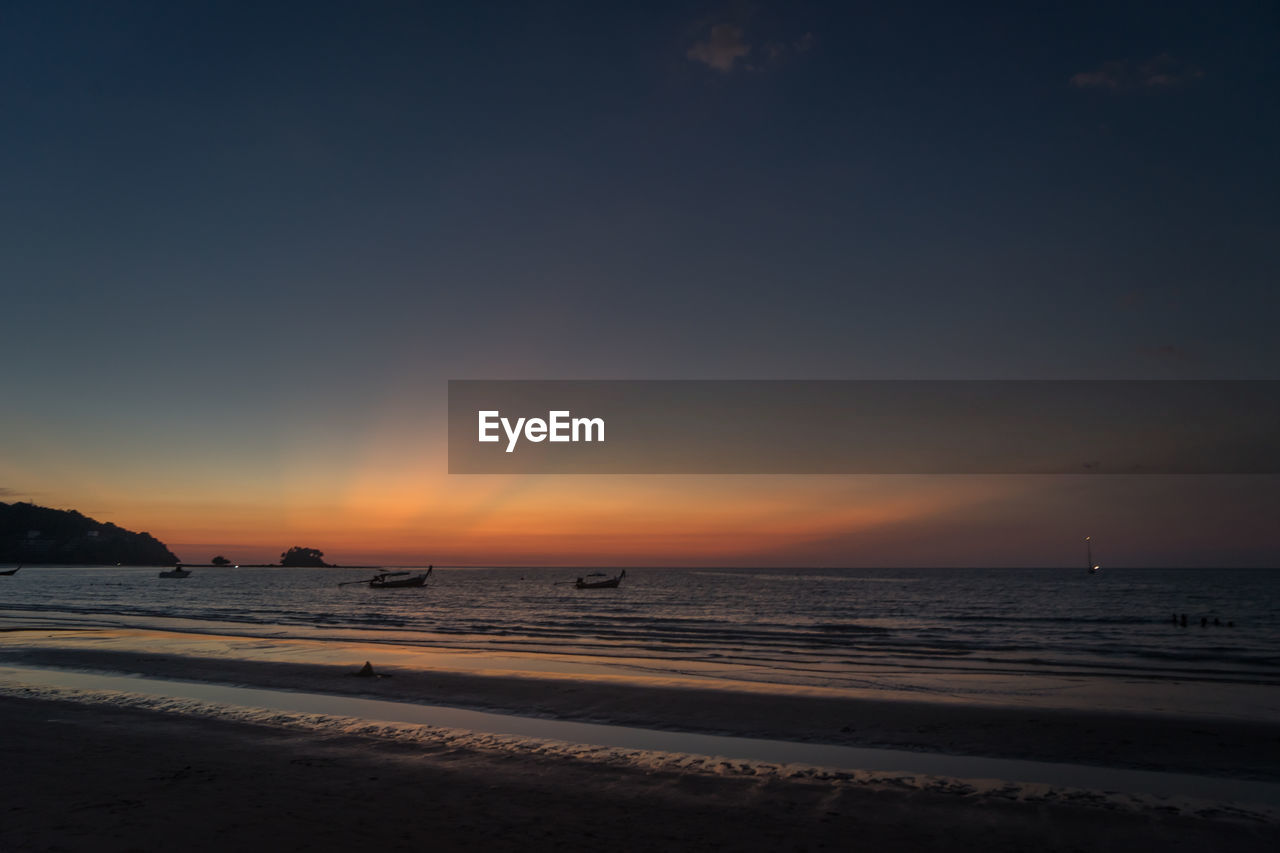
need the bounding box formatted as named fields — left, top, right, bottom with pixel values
left=2, top=2, right=1277, bottom=566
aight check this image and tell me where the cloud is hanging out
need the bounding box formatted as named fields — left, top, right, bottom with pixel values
left=764, top=31, right=813, bottom=63
left=1071, top=54, right=1204, bottom=91
left=687, top=24, right=751, bottom=73
left=687, top=24, right=814, bottom=73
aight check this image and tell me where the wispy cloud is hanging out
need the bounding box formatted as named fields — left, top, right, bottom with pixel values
left=763, top=32, right=813, bottom=64
left=1071, top=54, right=1204, bottom=91
left=687, top=23, right=814, bottom=73
left=687, top=23, right=751, bottom=73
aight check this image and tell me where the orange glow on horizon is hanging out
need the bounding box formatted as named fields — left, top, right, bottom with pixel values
left=16, top=419, right=1276, bottom=568
left=65, top=470, right=1034, bottom=566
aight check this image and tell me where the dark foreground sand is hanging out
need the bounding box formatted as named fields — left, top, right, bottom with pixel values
left=2, top=694, right=1276, bottom=853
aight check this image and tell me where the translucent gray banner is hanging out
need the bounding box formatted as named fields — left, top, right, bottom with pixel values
left=447, top=381, right=1280, bottom=474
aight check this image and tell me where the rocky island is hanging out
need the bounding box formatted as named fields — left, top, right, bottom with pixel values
left=278, top=546, right=331, bottom=567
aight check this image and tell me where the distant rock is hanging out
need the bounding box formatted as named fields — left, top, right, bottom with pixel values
left=0, top=501, right=180, bottom=566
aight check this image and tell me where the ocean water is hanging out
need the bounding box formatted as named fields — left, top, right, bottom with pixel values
left=0, top=566, right=1276, bottom=695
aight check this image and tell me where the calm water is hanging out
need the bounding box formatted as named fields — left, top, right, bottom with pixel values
left=1, top=566, right=1276, bottom=691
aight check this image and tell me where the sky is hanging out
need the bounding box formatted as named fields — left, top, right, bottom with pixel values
left=2, top=1, right=1277, bottom=566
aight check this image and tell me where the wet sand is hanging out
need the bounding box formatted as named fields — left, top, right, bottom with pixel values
left=6, top=645, right=1280, bottom=782
left=2, top=693, right=1277, bottom=853
left=2, top=627, right=1279, bottom=851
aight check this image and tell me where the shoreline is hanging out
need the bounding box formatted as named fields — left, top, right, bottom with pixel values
left=6, top=662, right=1280, bottom=808
left=3, top=644, right=1279, bottom=783
left=3, top=619, right=1278, bottom=850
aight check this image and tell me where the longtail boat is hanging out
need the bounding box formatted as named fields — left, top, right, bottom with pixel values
left=575, top=570, right=625, bottom=590
left=369, top=566, right=432, bottom=589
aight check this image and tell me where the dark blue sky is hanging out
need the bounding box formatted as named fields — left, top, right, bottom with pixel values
left=2, top=2, right=1277, bottom=563
left=4, top=1, right=1277, bottom=387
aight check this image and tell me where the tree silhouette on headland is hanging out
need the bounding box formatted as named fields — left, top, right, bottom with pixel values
left=280, top=546, right=330, bottom=567
left=211, top=555, right=231, bottom=566
left=0, top=501, right=179, bottom=565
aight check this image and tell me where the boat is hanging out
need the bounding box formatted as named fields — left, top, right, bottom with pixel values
left=1086, top=537, right=1099, bottom=574
left=575, top=570, right=625, bottom=589
left=0, top=564, right=19, bottom=576
left=369, top=566, right=432, bottom=589
left=159, top=565, right=191, bottom=578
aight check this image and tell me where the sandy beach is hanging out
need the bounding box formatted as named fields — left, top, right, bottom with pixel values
left=2, top=627, right=1279, bottom=852
left=6, top=643, right=1280, bottom=781
left=1, top=690, right=1277, bottom=853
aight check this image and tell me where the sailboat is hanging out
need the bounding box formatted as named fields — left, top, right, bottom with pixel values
left=1086, top=537, right=1100, bottom=574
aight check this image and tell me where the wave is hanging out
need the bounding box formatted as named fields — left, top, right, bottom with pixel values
left=3, top=566, right=1277, bottom=692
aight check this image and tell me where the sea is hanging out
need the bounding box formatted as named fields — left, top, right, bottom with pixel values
left=0, top=566, right=1276, bottom=706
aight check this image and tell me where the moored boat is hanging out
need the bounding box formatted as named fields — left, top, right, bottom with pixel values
left=369, top=566, right=432, bottom=589
left=575, top=570, right=625, bottom=589
left=159, top=565, right=191, bottom=578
